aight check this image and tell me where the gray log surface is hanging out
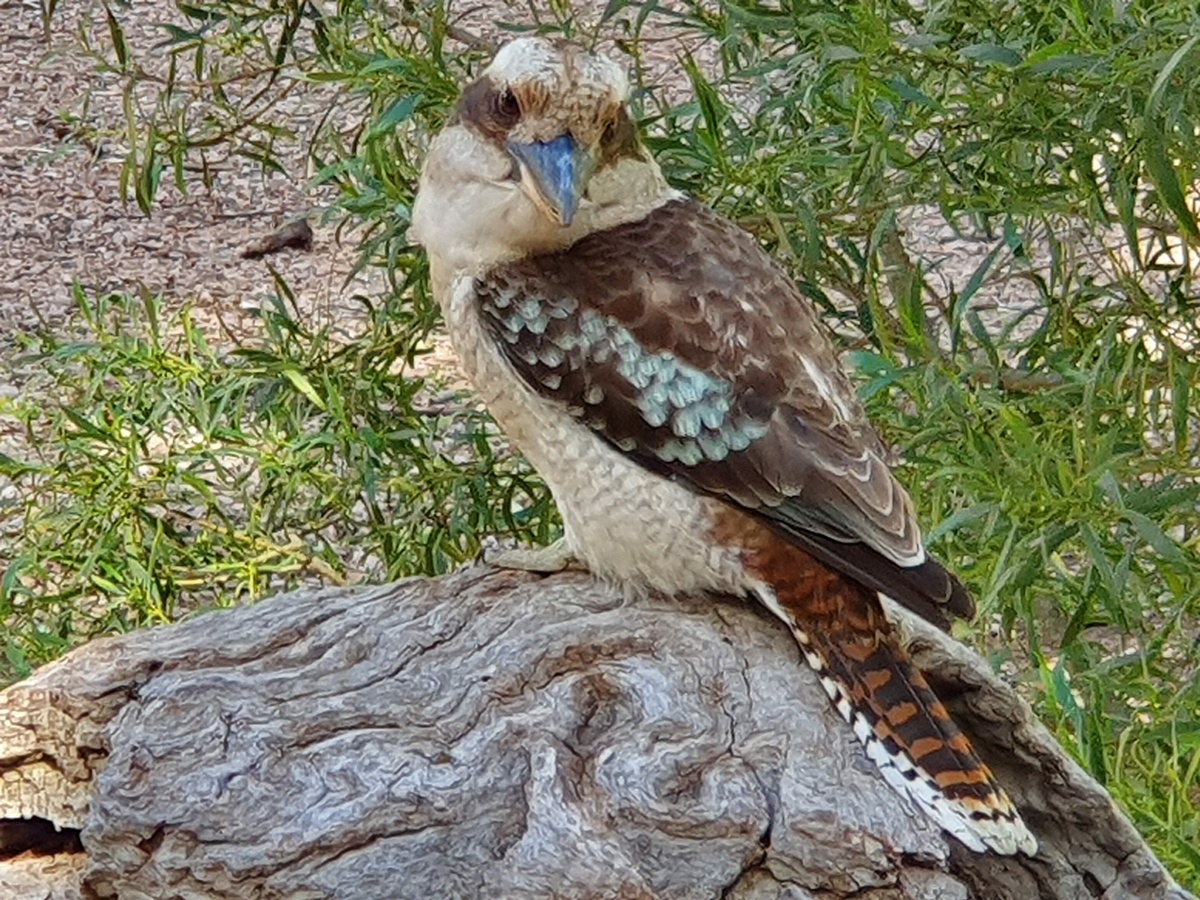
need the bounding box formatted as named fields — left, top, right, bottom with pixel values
left=0, top=566, right=1193, bottom=900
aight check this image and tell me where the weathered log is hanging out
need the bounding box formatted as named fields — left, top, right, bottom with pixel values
left=0, top=566, right=1193, bottom=899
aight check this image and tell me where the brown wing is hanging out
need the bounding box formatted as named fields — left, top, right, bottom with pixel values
left=475, top=198, right=972, bottom=627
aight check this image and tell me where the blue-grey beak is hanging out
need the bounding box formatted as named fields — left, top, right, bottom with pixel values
left=506, top=133, right=592, bottom=226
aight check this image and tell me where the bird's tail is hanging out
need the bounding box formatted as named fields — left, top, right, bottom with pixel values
left=751, top=548, right=1037, bottom=856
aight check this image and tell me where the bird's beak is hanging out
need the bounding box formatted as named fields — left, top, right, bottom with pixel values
left=506, top=133, right=593, bottom=227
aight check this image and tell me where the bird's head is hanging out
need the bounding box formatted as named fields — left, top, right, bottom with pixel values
left=461, top=37, right=632, bottom=227
left=411, top=38, right=671, bottom=273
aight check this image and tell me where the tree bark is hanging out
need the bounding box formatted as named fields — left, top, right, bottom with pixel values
left=0, top=566, right=1193, bottom=900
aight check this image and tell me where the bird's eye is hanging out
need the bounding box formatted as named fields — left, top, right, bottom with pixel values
left=494, top=89, right=521, bottom=125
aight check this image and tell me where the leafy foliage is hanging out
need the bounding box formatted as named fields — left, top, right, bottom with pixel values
left=2, top=286, right=554, bottom=671
left=5, top=0, right=1198, bottom=883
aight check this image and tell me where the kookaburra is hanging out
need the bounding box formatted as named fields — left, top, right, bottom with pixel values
left=411, top=37, right=1037, bottom=856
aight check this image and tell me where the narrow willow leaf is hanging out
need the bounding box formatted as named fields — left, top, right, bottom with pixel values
left=104, top=3, right=129, bottom=70
left=951, top=243, right=1001, bottom=351
left=1147, top=34, right=1200, bottom=117
left=1171, top=363, right=1191, bottom=453
left=281, top=369, right=326, bottom=411
left=1142, top=124, right=1200, bottom=240
left=924, top=503, right=998, bottom=545
left=367, top=95, right=422, bottom=139
left=41, top=0, right=61, bottom=39
left=960, top=43, right=1021, bottom=66
left=1123, top=510, right=1187, bottom=565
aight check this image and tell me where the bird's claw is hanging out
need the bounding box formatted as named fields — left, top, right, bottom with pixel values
left=483, top=537, right=586, bottom=574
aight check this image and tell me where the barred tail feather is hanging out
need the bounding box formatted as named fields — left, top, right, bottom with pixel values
left=802, top=603, right=1034, bottom=855
left=750, top=569, right=1037, bottom=856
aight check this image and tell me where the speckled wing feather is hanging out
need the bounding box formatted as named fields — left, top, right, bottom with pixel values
left=475, top=199, right=973, bottom=629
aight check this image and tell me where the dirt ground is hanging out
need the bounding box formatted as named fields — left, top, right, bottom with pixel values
left=0, top=1, right=375, bottom=341
left=0, top=1, right=1032, bottom=343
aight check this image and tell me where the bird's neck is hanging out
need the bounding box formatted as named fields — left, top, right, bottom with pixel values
left=578, top=154, right=681, bottom=237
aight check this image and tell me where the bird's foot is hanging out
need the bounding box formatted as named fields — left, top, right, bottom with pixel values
left=484, top=537, right=586, bottom=574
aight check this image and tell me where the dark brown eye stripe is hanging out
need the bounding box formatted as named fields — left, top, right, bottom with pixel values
left=453, top=78, right=521, bottom=144
left=596, top=107, right=645, bottom=168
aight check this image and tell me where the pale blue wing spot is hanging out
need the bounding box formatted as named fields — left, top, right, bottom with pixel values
left=672, top=406, right=703, bottom=438
left=623, top=367, right=652, bottom=391
left=580, top=310, right=608, bottom=343
left=549, top=295, right=577, bottom=316
left=486, top=288, right=772, bottom=465
left=699, top=400, right=730, bottom=429
left=614, top=338, right=643, bottom=371
left=725, top=430, right=751, bottom=452
left=642, top=405, right=669, bottom=427
left=698, top=433, right=731, bottom=461
left=724, top=422, right=769, bottom=452
left=539, top=345, right=565, bottom=367
left=659, top=438, right=705, bottom=466
left=642, top=382, right=670, bottom=409
left=550, top=331, right=581, bottom=352
left=667, top=378, right=705, bottom=407
left=642, top=355, right=670, bottom=382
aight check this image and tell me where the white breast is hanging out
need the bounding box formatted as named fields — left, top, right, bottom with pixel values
left=443, top=275, right=748, bottom=598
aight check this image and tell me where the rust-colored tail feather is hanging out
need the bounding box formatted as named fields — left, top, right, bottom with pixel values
left=747, top=542, right=1036, bottom=855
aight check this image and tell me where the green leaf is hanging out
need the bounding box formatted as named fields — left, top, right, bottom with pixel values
left=367, top=95, right=422, bottom=139
left=959, top=43, right=1021, bottom=67
left=1141, top=123, right=1200, bottom=240
left=1122, top=510, right=1187, bottom=566
left=925, top=503, right=998, bottom=545
left=721, top=3, right=792, bottom=31
left=824, top=45, right=862, bottom=62
left=851, top=351, right=905, bottom=400
left=175, top=3, right=223, bottom=22
left=0, top=558, right=26, bottom=612
left=1011, top=524, right=1079, bottom=591
left=0, top=452, right=40, bottom=478
left=1020, top=39, right=1075, bottom=69
left=40, top=0, right=62, bottom=39
left=1171, top=362, right=1191, bottom=453
left=1173, top=836, right=1200, bottom=880
left=1147, top=34, right=1200, bottom=118
left=1026, top=54, right=1101, bottom=76
left=884, top=77, right=943, bottom=111
left=104, top=3, right=129, bottom=70
left=1124, top=479, right=1199, bottom=517
left=281, top=368, right=326, bottom=411
left=135, top=120, right=162, bottom=214
left=950, top=243, right=1001, bottom=352
left=599, top=0, right=631, bottom=24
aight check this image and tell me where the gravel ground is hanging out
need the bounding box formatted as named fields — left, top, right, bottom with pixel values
left=0, top=0, right=1020, bottom=346
left=0, top=0, right=375, bottom=344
